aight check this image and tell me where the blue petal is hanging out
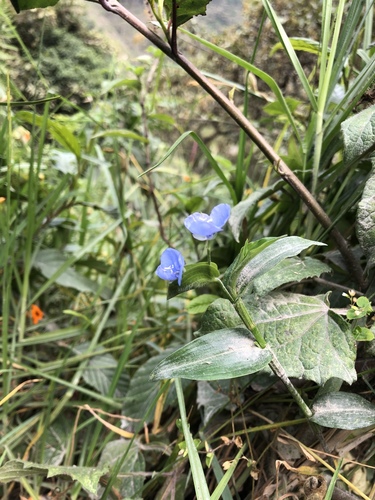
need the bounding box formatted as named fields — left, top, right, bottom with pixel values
left=156, top=248, right=185, bottom=284
left=185, top=213, right=221, bottom=238
left=210, top=204, right=231, bottom=227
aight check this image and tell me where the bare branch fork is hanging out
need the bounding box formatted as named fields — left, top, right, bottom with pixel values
left=97, top=0, right=364, bottom=288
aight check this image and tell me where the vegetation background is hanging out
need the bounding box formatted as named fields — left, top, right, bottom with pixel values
left=1, top=0, right=375, bottom=498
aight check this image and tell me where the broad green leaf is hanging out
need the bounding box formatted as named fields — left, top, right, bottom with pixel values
left=228, top=182, right=283, bottom=242
left=97, top=440, right=145, bottom=498
left=123, top=349, right=188, bottom=423
left=222, top=237, right=279, bottom=296
left=251, top=256, right=331, bottom=297
left=151, top=327, right=272, bottom=381
left=73, top=345, right=129, bottom=398
left=245, top=293, right=357, bottom=385
left=44, top=418, right=71, bottom=465
left=271, top=37, right=326, bottom=56
left=196, top=298, right=240, bottom=336
left=91, top=129, right=148, bottom=143
left=186, top=294, right=219, bottom=315
left=311, top=392, right=375, bottom=429
left=10, top=0, right=59, bottom=12
left=197, top=293, right=357, bottom=385
left=341, top=105, right=375, bottom=163
left=33, top=249, right=111, bottom=299
left=197, top=381, right=230, bottom=425
left=164, top=0, right=212, bottom=26
left=16, top=111, right=81, bottom=158
left=0, top=459, right=107, bottom=494
left=356, top=166, right=375, bottom=268
left=167, top=262, right=220, bottom=299
left=223, top=236, right=325, bottom=297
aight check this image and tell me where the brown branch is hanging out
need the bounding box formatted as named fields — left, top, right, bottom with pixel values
left=96, top=0, right=364, bottom=289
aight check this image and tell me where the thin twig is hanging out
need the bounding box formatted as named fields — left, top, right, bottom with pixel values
left=96, top=0, right=364, bottom=288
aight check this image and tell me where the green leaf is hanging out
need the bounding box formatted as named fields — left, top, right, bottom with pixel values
left=310, top=392, right=375, bottom=429
left=91, top=129, right=148, bottom=143
left=197, top=381, right=230, bottom=425
left=73, top=345, right=129, bottom=398
left=0, top=459, right=107, bottom=494
left=252, top=257, right=331, bottom=297
left=197, top=293, right=357, bottom=385
left=186, top=294, right=219, bottom=315
left=10, top=0, right=59, bottom=12
left=167, top=262, right=220, bottom=299
left=33, top=249, right=111, bottom=299
left=164, top=0, right=212, bottom=27
left=222, top=237, right=279, bottom=295
left=352, top=326, right=375, bottom=341
left=123, top=349, right=187, bottom=423
left=356, top=165, right=375, bottom=268
left=16, top=111, right=81, bottom=158
left=341, top=105, right=375, bottom=164
left=196, top=298, right=240, bottom=336
left=245, top=293, right=357, bottom=385
left=270, top=37, right=326, bottom=56
left=97, top=440, right=145, bottom=498
left=44, top=418, right=71, bottom=465
left=223, top=236, right=325, bottom=297
left=150, top=327, right=272, bottom=381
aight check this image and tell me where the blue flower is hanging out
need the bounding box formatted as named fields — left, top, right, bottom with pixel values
left=184, top=203, right=231, bottom=241
left=156, top=248, right=185, bottom=286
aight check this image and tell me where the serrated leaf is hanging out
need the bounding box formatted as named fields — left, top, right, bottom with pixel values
left=167, top=262, right=220, bottom=299
left=310, top=392, right=375, bottom=429
left=97, top=440, right=145, bottom=498
left=228, top=182, right=283, bottom=242
left=84, top=353, right=129, bottom=398
left=341, top=105, right=375, bottom=164
left=164, top=0, right=212, bottom=27
left=186, top=294, right=219, bottom=315
left=197, top=293, right=357, bottom=385
left=33, top=249, right=111, bottom=299
left=151, top=328, right=272, bottom=381
left=245, top=293, right=357, bottom=385
left=0, top=460, right=107, bottom=494
left=356, top=165, right=375, bottom=268
left=252, top=257, right=331, bottom=297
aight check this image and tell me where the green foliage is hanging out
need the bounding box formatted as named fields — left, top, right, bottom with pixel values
left=2, top=0, right=375, bottom=497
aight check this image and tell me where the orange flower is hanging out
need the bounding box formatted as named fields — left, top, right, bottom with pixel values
left=30, top=304, right=44, bottom=325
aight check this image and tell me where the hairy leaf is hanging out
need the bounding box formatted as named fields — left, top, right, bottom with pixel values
left=196, top=293, right=356, bottom=385
left=311, top=392, right=375, bottom=429
left=356, top=166, right=375, bottom=268
left=252, top=257, right=331, bottom=297
left=151, top=328, right=272, bottom=381
left=341, top=105, right=375, bottom=164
